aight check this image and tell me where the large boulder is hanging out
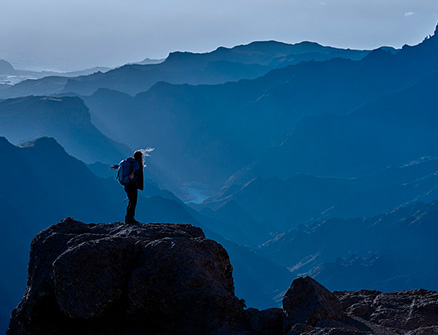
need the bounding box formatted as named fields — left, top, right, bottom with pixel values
left=282, top=276, right=343, bottom=332
left=8, top=219, right=246, bottom=335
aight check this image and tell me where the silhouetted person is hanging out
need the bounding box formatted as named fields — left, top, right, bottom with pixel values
left=112, top=151, right=144, bottom=223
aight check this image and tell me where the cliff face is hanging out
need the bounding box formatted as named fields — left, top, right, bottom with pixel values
left=8, top=220, right=438, bottom=335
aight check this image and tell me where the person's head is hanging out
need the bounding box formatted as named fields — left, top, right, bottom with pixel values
left=134, top=150, right=143, bottom=163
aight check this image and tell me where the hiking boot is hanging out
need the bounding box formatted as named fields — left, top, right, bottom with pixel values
left=125, top=218, right=139, bottom=224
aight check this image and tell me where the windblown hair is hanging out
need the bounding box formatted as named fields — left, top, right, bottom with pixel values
left=134, top=148, right=155, bottom=167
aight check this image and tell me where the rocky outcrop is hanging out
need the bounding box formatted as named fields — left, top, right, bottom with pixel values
left=8, top=219, right=438, bottom=335
left=8, top=220, right=245, bottom=335
left=335, top=289, right=438, bottom=334
left=283, top=276, right=343, bottom=332
left=245, top=308, right=283, bottom=335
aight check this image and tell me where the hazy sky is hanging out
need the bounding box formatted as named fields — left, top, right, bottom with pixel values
left=1, top=0, right=438, bottom=71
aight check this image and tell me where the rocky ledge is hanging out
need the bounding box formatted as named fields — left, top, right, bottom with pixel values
left=8, top=220, right=438, bottom=335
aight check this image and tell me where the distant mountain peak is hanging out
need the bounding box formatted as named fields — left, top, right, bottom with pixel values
left=361, top=46, right=394, bottom=63
left=420, top=23, right=438, bottom=44
left=0, top=59, right=15, bottom=74
left=136, top=57, right=165, bottom=65
left=430, top=23, right=438, bottom=42
left=18, top=137, right=68, bottom=155
left=0, top=136, right=13, bottom=148
left=0, top=135, right=54, bottom=152
left=19, top=136, right=60, bottom=148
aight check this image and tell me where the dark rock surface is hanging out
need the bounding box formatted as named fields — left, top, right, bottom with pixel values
left=7, top=220, right=245, bottom=335
left=245, top=308, right=283, bottom=335
left=8, top=220, right=438, bottom=334
left=282, top=276, right=343, bottom=332
left=335, top=289, right=438, bottom=334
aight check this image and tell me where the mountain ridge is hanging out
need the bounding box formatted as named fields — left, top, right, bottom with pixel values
left=259, top=200, right=438, bottom=293
left=0, top=39, right=373, bottom=98
left=2, top=24, right=438, bottom=335
left=0, top=95, right=131, bottom=164
left=80, top=26, right=438, bottom=196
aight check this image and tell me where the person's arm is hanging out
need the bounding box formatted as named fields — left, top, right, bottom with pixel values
left=110, top=164, right=119, bottom=170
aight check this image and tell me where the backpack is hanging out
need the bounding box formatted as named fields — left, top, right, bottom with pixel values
left=116, top=160, right=134, bottom=186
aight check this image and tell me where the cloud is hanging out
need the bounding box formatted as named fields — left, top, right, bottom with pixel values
left=404, top=12, right=415, bottom=17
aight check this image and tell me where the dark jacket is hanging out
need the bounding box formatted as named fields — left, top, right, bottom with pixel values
left=126, top=157, right=144, bottom=190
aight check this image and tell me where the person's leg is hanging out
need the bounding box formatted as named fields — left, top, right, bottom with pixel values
left=124, top=184, right=138, bottom=223
left=130, top=186, right=138, bottom=221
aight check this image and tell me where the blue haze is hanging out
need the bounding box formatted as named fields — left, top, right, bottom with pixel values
left=0, top=0, right=437, bottom=70
left=1, top=12, right=438, bottom=335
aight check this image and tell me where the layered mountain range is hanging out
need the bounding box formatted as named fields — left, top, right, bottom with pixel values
left=0, top=96, right=130, bottom=164
left=260, top=201, right=438, bottom=291
left=1, top=24, right=438, bottom=334
left=197, top=157, right=438, bottom=239
left=0, top=59, right=111, bottom=86
left=0, top=41, right=371, bottom=98
left=70, top=26, right=438, bottom=195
